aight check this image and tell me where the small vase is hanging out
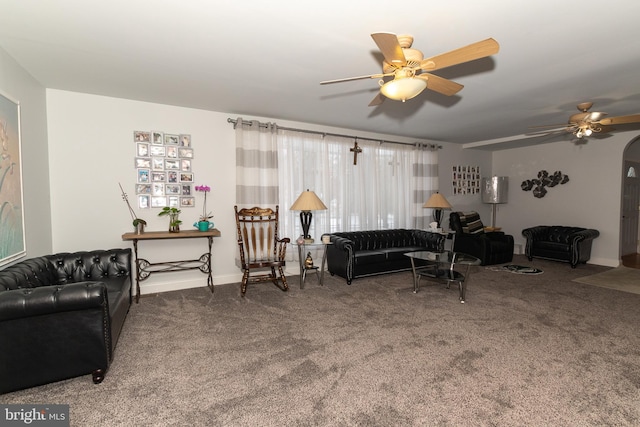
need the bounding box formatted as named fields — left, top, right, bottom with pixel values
left=197, top=221, right=211, bottom=231
left=169, top=213, right=180, bottom=233
left=135, top=222, right=145, bottom=235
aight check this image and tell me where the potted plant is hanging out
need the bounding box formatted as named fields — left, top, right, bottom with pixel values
left=119, top=183, right=146, bottom=234
left=158, top=207, right=182, bottom=232
left=194, top=184, right=213, bottom=231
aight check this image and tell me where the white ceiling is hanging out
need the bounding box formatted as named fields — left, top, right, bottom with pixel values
left=2, top=0, right=640, bottom=150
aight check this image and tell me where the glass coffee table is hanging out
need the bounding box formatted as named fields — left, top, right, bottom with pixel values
left=404, top=251, right=481, bottom=303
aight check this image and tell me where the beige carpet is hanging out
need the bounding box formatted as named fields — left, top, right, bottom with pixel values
left=573, top=266, right=640, bottom=295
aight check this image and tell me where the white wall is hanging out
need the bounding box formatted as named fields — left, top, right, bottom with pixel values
left=491, top=133, right=638, bottom=267
left=46, top=89, right=465, bottom=296
left=0, top=47, right=52, bottom=260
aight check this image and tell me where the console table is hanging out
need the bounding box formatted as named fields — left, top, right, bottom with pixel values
left=122, top=229, right=221, bottom=302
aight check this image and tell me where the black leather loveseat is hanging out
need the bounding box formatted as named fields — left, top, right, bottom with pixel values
left=522, top=226, right=599, bottom=268
left=0, top=248, right=132, bottom=394
left=326, top=229, right=446, bottom=285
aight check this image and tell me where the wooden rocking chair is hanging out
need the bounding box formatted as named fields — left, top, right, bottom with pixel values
left=234, top=205, right=290, bottom=296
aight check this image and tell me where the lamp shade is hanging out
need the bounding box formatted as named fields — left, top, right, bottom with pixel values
left=423, top=192, right=452, bottom=209
left=290, top=190, right=327, bottom=211
left=481, top=176, right=508, bottom=204
left=380, top=78, right=427, bottom=102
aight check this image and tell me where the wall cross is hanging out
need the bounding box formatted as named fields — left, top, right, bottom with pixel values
left=350, top=141, right=362, bottom=165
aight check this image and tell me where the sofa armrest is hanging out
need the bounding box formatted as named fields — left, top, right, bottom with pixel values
left=413, top=230, right=446, bottom=251
left=0, top=282, right=108, bottom=322
left=568, top=229, right=600, bottom=243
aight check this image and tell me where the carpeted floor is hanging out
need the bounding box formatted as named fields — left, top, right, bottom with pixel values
left=2, top=255, right=640, bottom=426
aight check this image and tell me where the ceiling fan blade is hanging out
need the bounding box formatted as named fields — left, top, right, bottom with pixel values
left=368, top=93, right=386, bottom=107
left=417, top=74, right=463, bottom=96
left=528, top=123, right=573, bottom=130
left=371, top=33, right=406, bottom=68
left=596, top=114, right=640, bottom=126
left=320, top=73, right=390, bottom=85
left=420, top=38, right=500, bottom=71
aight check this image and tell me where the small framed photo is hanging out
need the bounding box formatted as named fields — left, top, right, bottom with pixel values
left=138, top=195, right=150, bottom=209
left=137, top=168, right=150, bottom=183
left=166, top=184, right=181, bottom=195
left=134, top=131, right=150, bottom=142
left=151, top=131, right=164, bottom=145
left=167, top=171, right=178, bottom=183
left=181, top=197, right=195, bottom=207
left=168, top=196, right=180, bottom=208
left=181, top=184, right=192, bottom=195
left=180, top=172, right=194, bottom=183
left=152, top=157, right=165, bottom=171
left=151, top=171, right=166, bottom=182
left=179, top=134, right=191, bottom=147
left=151, top=196, right=167, bottom=208
left=135, top=157, right=151, bottom=169
left=136, top=184, right=151, bottom=194
left=165, top=145, right=178, bottom=158
left=152, top=183, right=165, bottom=196
left=150, top=145, right=166, bottom=157
left=178, top=147, right=193, bottom=158
left=165, top=159, right=180, bottom=170
left=136, top=143, right=150, bottom=157
left=181, top=159, right=191, bottom=171
left=164, top=134, right=179, bottom=145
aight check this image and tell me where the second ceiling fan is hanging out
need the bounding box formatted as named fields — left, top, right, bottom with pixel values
left=320, top=33, right=500, bottom=106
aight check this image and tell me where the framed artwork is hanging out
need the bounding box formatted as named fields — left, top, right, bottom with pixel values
left=138, top=194, right=150, bottom=209
left=164, top=134, right=179, bottom=145
left=178, top=147, right=193, bottom=158
left=136, top=143, right=149, bottom=157
left=151, top=131, right=164, bottom=145
left=181, top=197, right=195, bottom=207
left=134, top=131, right=150, bottom=142
left=452, top=165, right=481, bottom=195
left=0, top=91, right=26, bottom=267
left=132, top=129, right=195, bottom=210
left=135, top=157, right=151, bottom=169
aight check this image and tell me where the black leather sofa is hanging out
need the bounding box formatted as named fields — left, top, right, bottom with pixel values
left=449, top=211, right=514, bottom=266
left=0, top=248, right=132, bottom=394
left=325, top=229, right=446, bottom=285
left=522, top=226, right=600, bottom=268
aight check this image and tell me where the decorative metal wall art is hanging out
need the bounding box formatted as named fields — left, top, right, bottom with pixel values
left=521, top=170, right=569, bottom=198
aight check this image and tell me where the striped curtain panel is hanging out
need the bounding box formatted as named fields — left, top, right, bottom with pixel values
left=234, top=118, right=279, bottom=208
left=412, top=145, right=439, bottom=230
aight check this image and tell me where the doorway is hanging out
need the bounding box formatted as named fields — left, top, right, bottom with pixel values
left=621, top=137, right=640, bottom=269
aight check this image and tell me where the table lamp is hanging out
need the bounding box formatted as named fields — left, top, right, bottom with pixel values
left=423, top=192, right=452, bottom=230
left=290, top=190, right=327, bottom=243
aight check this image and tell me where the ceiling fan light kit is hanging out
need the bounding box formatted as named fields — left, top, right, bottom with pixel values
left=379, top=77, right=426, bottom=102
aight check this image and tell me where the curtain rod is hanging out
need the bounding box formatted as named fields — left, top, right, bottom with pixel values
left=226, top=117, right=442, bottom=150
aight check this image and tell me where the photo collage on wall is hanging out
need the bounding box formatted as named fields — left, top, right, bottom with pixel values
left=452, top=165, right=481, bottom=195
left=133, top=130, right=195, bottom=209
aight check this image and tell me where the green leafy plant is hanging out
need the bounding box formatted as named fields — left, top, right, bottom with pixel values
left=158, top=207, right=182, bottom=227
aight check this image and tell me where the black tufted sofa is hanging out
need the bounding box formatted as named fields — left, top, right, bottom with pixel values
left=522, top=226, right=599, bottom=268
left=325, top=229, right=446, bottom=285
left=0, top=248, right=132, bottom=394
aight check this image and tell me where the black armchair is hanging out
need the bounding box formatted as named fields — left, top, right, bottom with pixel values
left=522, top=225, right=599, bottom=268
left=449, top=211, right=514, bottom=265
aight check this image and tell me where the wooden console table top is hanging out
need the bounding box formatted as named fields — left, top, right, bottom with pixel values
left=122, top=229, right=221, bottom=241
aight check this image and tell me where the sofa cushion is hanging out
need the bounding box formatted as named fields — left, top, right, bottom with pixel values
left=354, top=250, right=387, bottom=265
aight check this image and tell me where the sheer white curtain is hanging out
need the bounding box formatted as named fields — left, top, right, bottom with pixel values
left=234, top=118, right=279, bottom=207
left=277, top=130, right=439, bottom=242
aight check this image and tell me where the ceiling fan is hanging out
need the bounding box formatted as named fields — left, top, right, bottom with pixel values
left=529, top=102, right=640, bottom=139
left=320, top=33, right=500, bottom=106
